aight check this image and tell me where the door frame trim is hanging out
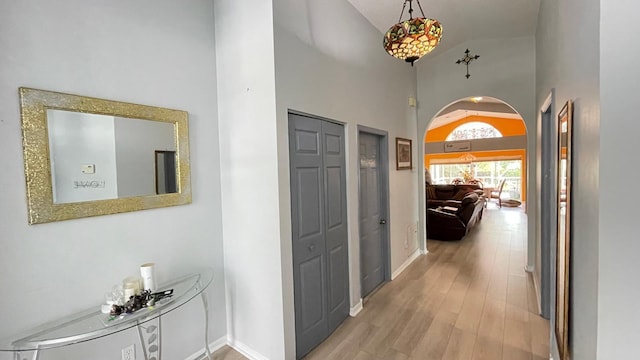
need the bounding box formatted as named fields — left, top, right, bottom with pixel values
left=357, top=125, right=392, bottom=286
left=539, top=89, right=555, bottom=320
left=288, top=109, right=343, bottom=125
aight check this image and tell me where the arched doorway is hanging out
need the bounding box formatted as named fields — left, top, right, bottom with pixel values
left=420, top=95, right=529, bottom=249
left=420, top=96, right=549, bottom=357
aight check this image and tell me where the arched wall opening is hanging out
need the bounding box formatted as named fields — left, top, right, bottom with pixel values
left=414, top=37, right=536, bottom=272
left=420, top=96, right=530, bottom=250
left=424, top=99, right=528, bottom=203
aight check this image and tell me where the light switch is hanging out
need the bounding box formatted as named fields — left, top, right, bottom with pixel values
left=81, top=164, right=95, bottom=174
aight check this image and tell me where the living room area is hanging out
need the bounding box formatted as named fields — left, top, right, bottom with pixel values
left=424, top=96, right=527, bottom=243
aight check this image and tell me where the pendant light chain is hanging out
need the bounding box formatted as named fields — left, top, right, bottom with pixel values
left=398, top=0, right=426, bottom=23
left=415, top=0, right=427, bottom=18
left=398, top=0, right=408, bottom=23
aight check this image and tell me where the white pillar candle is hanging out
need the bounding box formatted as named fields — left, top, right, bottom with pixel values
left=140, top=263, right=156, bottom=292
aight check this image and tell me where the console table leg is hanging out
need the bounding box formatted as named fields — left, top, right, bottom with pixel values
left=13, top=348, right=39, bottom=360
left=200, top=291, right=212, bottom=359
left=136, top=324, right=149, bottom=360
left=137, top=318, right=161, bottom=360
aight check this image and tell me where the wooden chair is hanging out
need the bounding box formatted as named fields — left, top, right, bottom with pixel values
left=490, top=179, right=506, bottom=208
left=468, top=178, right=483, bottom=188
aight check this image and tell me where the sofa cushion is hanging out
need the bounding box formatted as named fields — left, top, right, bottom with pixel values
left=433, top=184, right=456, bottom=197
left=453, top=190, right=469, bottom=201
left=461, top=192, right=479, bottom=206
left=426, top=185, right=437, bottom=199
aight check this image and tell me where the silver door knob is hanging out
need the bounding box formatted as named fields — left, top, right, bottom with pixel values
left=379, top=219, right=387, bottom=225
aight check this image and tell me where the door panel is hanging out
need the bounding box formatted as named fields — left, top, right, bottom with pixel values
left=359, top=132, right=386, bottom=297
left=297, top=168, right=322, bottom=238
left=289, top=115, right=327, bottom=357
left=325, top=166, right=343, bottom=229
left=299, top=256, right=325, bottom=328
left=328, top=244, right=347, bottom=310
left=321, top=120, right=349, bottom=333
left=290, top=114, right=348, bottom=358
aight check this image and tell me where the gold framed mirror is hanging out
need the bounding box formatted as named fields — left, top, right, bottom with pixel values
left=19, top=87, right=191, bottom=224
left=555, top=100, right=572, bottom=360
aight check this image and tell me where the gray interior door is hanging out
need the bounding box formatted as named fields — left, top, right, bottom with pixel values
left=289, top=113, right=348, bottom=359
left=359, top=132, right=387, bottom=297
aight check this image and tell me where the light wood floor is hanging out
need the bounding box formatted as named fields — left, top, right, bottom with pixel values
left=213, top=206, right=549, bottom=360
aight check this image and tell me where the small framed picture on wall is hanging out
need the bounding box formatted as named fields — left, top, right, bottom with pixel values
left=396, top=137, right=412, bottom=170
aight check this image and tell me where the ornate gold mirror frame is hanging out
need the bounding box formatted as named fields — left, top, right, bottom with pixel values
left=19, top=87, right=191, bottom=224
left=555, top=100, right=572, bottom=360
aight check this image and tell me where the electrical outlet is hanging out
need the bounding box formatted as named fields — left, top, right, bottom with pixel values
left=121, top=344, right=135, bottom=360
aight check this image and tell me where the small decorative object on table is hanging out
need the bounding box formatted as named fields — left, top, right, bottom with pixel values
left=110, top=289, right=174, bottom=317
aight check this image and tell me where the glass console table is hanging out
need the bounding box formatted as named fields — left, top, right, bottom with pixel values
left=0, top=268, right=214, bottom=360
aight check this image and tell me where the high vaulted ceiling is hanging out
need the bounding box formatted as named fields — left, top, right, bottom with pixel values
left=347, top=0, right=541, bottom=56
left=346, top=0, right=540, bottom=129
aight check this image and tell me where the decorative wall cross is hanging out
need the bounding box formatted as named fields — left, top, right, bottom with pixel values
left=455, top=48, right=480, bottom=79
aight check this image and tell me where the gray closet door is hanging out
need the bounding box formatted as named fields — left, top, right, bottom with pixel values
left=359, top=132, right=386, bottom=297
left=289, top=114, right=348, bottom=359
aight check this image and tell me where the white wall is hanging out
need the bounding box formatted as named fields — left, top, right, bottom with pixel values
left=274, top=0, right=419, bottom=357
left=47, top=111, right=119, bottom=203
left=214, top=1, right=286, bottom=359
left=114, top=117, right=175, bottom=197
left=599, top=1, right=639, bottom=359
left=0, top=1, right=225, bottom=359
left=416, top=37, right=536, bottom=259
left=535, top=0, right=600, bottom=358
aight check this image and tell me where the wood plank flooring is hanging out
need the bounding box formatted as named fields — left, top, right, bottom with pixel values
left=212, top=207, right=549, bottom=360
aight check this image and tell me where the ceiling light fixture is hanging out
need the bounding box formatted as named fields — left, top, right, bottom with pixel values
left=383, top=0, right=443, bottom=66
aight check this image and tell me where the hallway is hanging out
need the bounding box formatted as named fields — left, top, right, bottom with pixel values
left=214, top=207, right=549, bottom=359
left=303, top=207, right=548, bottom=360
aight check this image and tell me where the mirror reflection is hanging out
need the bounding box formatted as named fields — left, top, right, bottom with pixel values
left=155, top=150, right=177, bottom=194
left=47, top=110, right=177, bottom=203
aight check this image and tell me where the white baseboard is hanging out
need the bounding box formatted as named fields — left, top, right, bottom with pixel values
left=391, top=249, right=422, bottom=280
left=350, top=299, right=363, bottom=317
left=228, top=337, right=270, bottom=360
left=184, top=336, right=227, bottom=360
left=420, top=248, right=428, bottom=255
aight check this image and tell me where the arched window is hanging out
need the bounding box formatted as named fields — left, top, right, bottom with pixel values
left=446, top=122, right=503, bottom=141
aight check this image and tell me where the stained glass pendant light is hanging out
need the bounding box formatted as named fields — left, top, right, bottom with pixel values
left=383, top=0, right=443, bottom=66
